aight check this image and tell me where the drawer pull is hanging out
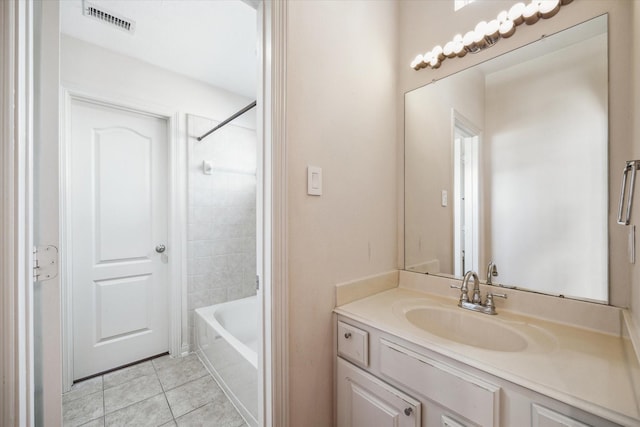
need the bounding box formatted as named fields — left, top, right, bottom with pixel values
left=404, top=407, right=413, bottom=416
left=344, top=332, right=352, bottom=339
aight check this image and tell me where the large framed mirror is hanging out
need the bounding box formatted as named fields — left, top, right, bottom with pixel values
left=404, top=15, right=608, bottom=303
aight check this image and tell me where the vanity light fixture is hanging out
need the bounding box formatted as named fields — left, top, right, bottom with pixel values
left=410, top=0, right=571, bottom=71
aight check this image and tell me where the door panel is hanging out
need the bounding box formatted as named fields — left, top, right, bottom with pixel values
left=70, top=99, right=168, bottom=380
left=95, top=128, right=152, bottom=262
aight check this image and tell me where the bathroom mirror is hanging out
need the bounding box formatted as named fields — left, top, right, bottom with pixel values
left=404, top=15, right=608, bottom=302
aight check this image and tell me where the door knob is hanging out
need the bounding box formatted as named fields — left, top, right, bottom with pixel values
left=155, top=244, right=166, bottom=253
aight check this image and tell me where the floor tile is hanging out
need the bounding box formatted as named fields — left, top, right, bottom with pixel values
left=175, top=400, right=245, bottom=427
left=154, top=354, right=208, bottom=391
left=165, top=375, right=225, bottom=418
left=62, top=390, right=104, bottom=427
left=62, top=354, right=247, bottom=427
left=104, top=394, right=173, bottom=427
left=63, top=376, right=103, bottom=405
left=103, top=374, right=163, bottom=414
left=103, top=360, right=155, bottom=390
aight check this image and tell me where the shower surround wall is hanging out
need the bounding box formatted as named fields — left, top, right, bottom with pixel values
left=187, top=114, right=257, bottom=349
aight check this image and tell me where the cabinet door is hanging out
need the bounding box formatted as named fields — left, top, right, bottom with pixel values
left=337, top=358, right=420, bottom=427
left=531, top=404, right=591, bottom=427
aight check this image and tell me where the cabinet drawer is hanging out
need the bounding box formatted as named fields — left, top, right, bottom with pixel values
left=338, top=321, right=369, bottom=367
left=380, top=339, right=500, bottom=427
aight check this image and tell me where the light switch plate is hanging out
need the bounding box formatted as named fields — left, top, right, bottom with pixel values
left=307, top=166, right=322, bottom=196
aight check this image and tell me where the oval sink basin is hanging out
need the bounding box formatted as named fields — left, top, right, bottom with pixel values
left=405, top=307, right=528, bottom=352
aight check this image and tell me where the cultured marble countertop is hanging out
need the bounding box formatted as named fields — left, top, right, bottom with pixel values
left=334, top=287, right=640, bottom=426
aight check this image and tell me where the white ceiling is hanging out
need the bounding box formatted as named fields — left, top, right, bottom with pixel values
left=60, top=0, right=258, bottom=99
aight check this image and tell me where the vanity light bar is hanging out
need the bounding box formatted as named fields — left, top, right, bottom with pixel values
left=410, top=0, right=572, bottom=70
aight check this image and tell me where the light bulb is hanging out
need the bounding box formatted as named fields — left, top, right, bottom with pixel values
left=424, top=51, right=434, bottom=65
left=497, top=10, right=508, bottom=24
left=499, top=19, right=515, bottom=38
left=523, top=2, right=540, bottom=25
left=508, top=2, right=526, bottom=25
left=453, top=41, right=467, bottom=57
left=463, top=31, right=480, bottom=53
left=474, top=21, right=488, bottom=35
left=484, top=19, right=500, bottom=44
left=443, top=41, right=456, bottom=58
left=539, top=0, right=561, bottom=18
left=411, top=54, right=424, bottom=69
left=432, top=45, right=444, bottom=60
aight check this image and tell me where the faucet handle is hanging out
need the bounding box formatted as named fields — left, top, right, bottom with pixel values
left=450, top=283, right=469, bottom=303
left=484, top=292, right=507, bottom=314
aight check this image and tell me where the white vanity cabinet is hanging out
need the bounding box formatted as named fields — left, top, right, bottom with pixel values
left=335, top=316, right=623, bottom=427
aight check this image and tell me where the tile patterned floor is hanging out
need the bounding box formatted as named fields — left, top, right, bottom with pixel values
left=62, top=354, right=247, bottom=427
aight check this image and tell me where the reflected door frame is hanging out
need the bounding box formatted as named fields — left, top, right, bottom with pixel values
left=452, top=110, right=482, bottom=277
left=60, top=90, right=185, bottom=391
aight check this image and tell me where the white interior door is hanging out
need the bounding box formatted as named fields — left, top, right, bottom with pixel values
left=70, top=99, right=169, bottom=380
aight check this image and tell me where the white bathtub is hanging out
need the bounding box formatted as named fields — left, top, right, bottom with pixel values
left=195, top=296, right=258, bottom=426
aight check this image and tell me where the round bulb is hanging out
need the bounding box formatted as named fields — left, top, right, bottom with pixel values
left=424, top=51, right=434, bottom=64
left=497, top=10, right=508, bottom=24
left=432, top=45, right=444, bottom=60
left=463, top=31, right=480, bottom=53
left=453, top=34, right=463, bottom=44
left=474, top=21, right=488, bottom=34
left=484, top=19, right=500, bottom=44
left=453, top=40, right=466, bottom=57
left=508, top=2, right=526, bottom=25
left=539, top=0, right=560, bottom=18
left=443, top=41, right=456, bottom=58
left=523, top=2, right=540, bottom=24
left=499, top=19, right=516, bottom=38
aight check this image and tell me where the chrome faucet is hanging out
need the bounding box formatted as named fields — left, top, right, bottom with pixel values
left=450, top=270, right=507, bottom=315
left=486, top=261, right=498, bottom=285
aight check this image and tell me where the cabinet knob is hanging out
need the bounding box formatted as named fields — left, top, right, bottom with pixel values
left=344, top=332, right=352, bottom=339
left=404, top=407, right=413, bottom=416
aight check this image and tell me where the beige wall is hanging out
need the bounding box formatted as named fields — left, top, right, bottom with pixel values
left=286, top=1, right=398, bottom=425
left=398, top=0, right=634, bottom=307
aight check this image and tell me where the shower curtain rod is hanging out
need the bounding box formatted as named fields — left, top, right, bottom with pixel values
left=196, top=100, right=257, bottom=142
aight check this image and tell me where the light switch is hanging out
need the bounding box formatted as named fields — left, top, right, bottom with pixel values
left=307, top=166, right=322, bottom=196
left=203, top=160, right=212, bottom=175
left=441, top=190, right=448, bottom=207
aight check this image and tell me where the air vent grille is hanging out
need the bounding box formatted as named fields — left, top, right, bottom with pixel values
left=83, top=2, right=136, bottom=34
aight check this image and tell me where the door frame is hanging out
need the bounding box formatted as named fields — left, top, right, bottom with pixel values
left=2, top=0, right=289, bottom=425
left=60, top=90, right=185, bottom=390
left=452, top=109, right=482, bottom=277
left=1, top=0, right=35, bottom=425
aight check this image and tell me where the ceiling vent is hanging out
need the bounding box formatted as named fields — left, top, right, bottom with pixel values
left=82, top=1, right=136, bottom=34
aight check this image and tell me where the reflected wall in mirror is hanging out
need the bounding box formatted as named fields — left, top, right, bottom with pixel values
left=404, top=15, right=608, bottom=303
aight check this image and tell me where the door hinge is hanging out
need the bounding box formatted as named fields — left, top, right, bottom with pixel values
left=33, top=245, right=59, bottom=282
left=256, top=275, right=260, bottom=291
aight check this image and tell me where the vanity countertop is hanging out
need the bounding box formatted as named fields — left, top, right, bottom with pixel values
left=334, top=286, right=640, bottom=426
